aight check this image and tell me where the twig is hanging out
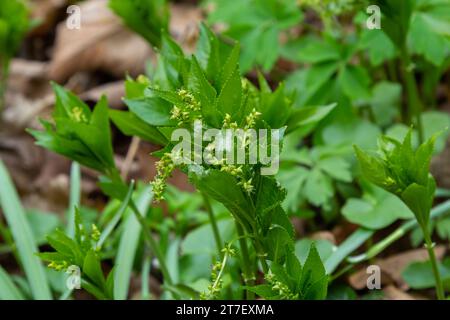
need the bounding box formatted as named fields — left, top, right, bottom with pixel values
left=121, top=137, right=141, bottom=180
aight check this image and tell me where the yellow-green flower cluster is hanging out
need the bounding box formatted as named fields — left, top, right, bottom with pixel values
left=48, top=260, right=69, bottom=272
left=69, top=106, right=88, bottom=123
left=216, top=109, right=262, bottom=195
left=150, top=153, right=175, bottom=202
left=222, top=113, right=238, bottom=129
left=170, top=89, right=202, bottom=126
left=221, top=245, right=236, bottom=257
left=220, top=164, right=243, bottom=176
left=239, top=178, right=254, bottom=194
left=200, top=261, right=223, bottom=300
left=136, top=74, right=151, bottom=86
left=265, top=272, right=298, bottom=300
left=219, top=164, right=253, bottom=194
left=245, top=108, right=262, bottom=129
left=200, top=244, right=236, bottom=300
left=91, top=224, right=101, bottom=242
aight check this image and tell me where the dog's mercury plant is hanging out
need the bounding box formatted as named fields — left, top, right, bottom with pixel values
left=133, top=25, right=331, bottom=299
left=354, top=130, right=445, bottom=299
left=29, top=23, right=335, bottom=300
left=38, top=209, right=115, bottom=299
left=200, top=244, right=236, bottom=300
left=109, top=0, right=169, bottom=48
left=151, top=152, right=175, bottom=201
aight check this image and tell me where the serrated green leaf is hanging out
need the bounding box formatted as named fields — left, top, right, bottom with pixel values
left=109, top=110, right=167, bottom=145
left=109, top=0, right=168, bottom=48
left=124, top=97, right=176, bottom=127
left=264, top=225, right=293, bottom=263
left=83, top=250, right=105, bottom=290
left=189, top=169, right=254, bottom=232
left=216, top=68, right=242, bottom=117
left=299, top=243, right=328, bottom=299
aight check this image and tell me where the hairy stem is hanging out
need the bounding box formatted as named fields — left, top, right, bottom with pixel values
left=401, top=47, right=424, bottom=143
left=235, top=222, right=255, bottom=300
left=423, top=230, right=445, bottom=300
left=347, top=200, right=450, bottom=265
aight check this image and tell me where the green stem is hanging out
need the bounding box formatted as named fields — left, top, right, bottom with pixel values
left=329, top=264, right=354, bottom=283
left=346, top=200, right=450, bottom=264
left=387, top=60, right=402, bottom=122
left=423, top=230, right=445, bottom=300
left=202, top=192, right=223, bottom=256
left=212, top=250, right=229, bottom=292
left=81, top=279, right=107, bottom=300
left=108, top=167, right=179, bottom=298
left=129, top=201, right=173, bottom=287
left=235, top=222, right=255, bottom=300
left=400, top=47, right=424, bottom=143
left=253, top=236, right=269, bottom=274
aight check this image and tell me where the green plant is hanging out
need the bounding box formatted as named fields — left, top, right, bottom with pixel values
left=109, top=0, right=169, bottom=48
left=0, top=0, right=30, bottom=111
left=38, top=207, right=116, bottom=300
left=29, top=23, right=336, bottom=300
left=373, top=0, right=450, bottom=142
left=1, top=0, right=447, bottom=302
left=354, top=130, right=445, bottom=299
left=205, top=0, right=303, bottom=72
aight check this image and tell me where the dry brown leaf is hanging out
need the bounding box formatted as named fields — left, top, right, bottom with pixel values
left=348, top=246, right=446, bottom=290
left=349, top=267, right=394, bottom=290
left=80, top=81, right=125, bottom=108
left=377, top=246, right=446, bottom=288
left=0, top=134, right=46, bottom=194
left=3, top=93, right=54, bottom=129
left=48, top=0, right=152, bottom=82
left=30, top=0, right=68, bottom=35
left=170, top=4, right=203, bottom=53
left=10, top=59, right=48, bottom=82
left=6, top=59, right=50, bottom=99
left=48, top=0, right=204, bottom=82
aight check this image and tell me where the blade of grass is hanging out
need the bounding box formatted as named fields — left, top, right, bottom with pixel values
left=66, top=162, right=81, bottom=238
left=166, top=238, right=180, bottom=284
left=0, top=265, right=24, bottom=300
left=348, top=199, right=450, bottom=264
left=141, top=250, right=152, bottom=300
left=96, top=181, right=135, bottom=250
left=113, top=186, right=153, bottom=300
left=164, top=238, right=180, bottom=299
left=327, top=200, right=450, bottom=277
left=0, top=160, right=52, bottom=299
left=325, top=228, right=374, bottom=274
